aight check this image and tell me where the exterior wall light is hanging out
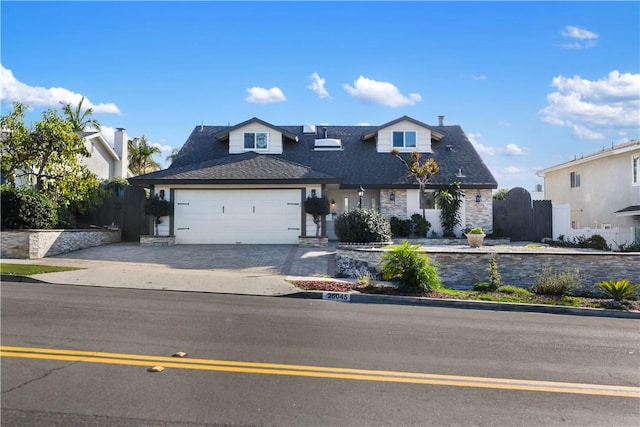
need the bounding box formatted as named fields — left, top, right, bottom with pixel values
left=475, top=191, right=482, bottom=203
left=358, top=186, right=364, bottom=208
left=389, top=192, right=395, bottom=202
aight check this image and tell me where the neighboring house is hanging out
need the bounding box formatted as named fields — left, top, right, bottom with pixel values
left=130, top=115, right=497, bottom=244
left=536, top=140, right=640, bottom=244
left=79, top=127, right=130, bottom=180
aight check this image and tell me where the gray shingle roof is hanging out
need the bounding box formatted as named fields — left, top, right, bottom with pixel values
left=130, top=117, right=498, bottom=189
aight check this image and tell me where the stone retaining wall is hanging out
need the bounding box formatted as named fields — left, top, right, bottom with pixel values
left=140, top=235, right=176, bottom=247
left=336, top=246, right=640, bottom=292
left=1, top=229, right=121, bottom=259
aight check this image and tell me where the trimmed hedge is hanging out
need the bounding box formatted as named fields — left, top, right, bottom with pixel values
left=334, top=209, right=391, bottom=243
left=1, top=185, right=57, bottom=230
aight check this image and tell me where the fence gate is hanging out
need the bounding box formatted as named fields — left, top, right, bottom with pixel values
left=493, top=187, right=552, bottom=242
left=80, top=186, right=150, bottom=241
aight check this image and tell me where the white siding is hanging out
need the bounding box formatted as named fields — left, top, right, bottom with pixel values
left=80, top=138, right=113, bottom=180
left=375, top=120, right=432, bottom=153
left=229, top=123, right=283, bottom=154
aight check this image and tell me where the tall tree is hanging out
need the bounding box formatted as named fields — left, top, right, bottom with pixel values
left=128, top=135, right=161, bottom=175
left=392, top=150, right=440, bottom=219
left=0, top=103, right=101, bottom=209
left=60, top=96, right=101, bottom=132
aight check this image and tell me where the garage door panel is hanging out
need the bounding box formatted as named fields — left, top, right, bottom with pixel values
left=174, top=190, right=301, bottom=244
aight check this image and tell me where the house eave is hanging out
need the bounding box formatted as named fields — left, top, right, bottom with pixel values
left=129, top=177, right=342, bottom=187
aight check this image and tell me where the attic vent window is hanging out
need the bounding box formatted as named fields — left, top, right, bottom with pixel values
left=314, top=138, right=342, bottom=151
left=303, top=124, right=317, bottom=134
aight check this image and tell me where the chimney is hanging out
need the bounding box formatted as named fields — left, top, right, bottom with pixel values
left=114, top=128, right=129, bottom=178
left=438, top=115, right=445, bottom=126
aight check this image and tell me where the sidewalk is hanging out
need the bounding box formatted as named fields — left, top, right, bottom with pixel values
left=1, top=242, right=337, bottom=296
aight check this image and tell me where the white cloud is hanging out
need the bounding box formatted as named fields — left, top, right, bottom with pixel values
left=245, top=86, right=287, bottom=104
left=504, top=166, right=523, bottom=174
left=343, top=76, right=421, bottom=107
left=560, top=25, right=598, bottom=50
left=539, top=71, right=640, bottom=140
left=467, top=132, right=495, bottom=156
left=307, top=72, right=330, bottom=99
left=150, top=142, right=173, bottom=152
left=503, top=144, right=527, bottom=156
left=0, top=64, right=121, bottom=114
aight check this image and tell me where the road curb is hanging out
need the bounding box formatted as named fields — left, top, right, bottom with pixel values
left=290, top=290, right=640, bottom=319
left=4, top=274, right=639, bottom=319
left=1, top=274, right=48, bottom=284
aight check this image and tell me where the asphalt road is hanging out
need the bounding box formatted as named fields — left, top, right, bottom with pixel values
left=2, top=281, right=639, bottom=426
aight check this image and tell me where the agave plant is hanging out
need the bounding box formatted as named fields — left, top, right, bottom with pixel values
left=595, top=279, right=640, bottom=302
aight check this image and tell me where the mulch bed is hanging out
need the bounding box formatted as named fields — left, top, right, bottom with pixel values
left=292, top=280, right=640, bottom=311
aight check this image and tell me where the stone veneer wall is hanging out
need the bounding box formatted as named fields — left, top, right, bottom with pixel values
left=464, top=190, right=493, bottom=233
left=336, top=246, right=640, bottom=292
left=1, top=229, right=121, bottom=259
left=379, top=189, right=407, bottom=219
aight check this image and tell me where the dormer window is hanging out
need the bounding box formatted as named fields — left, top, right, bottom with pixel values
left=392, top=131, right=417, bottom=148
left=244, top=132, right=268, bottom=150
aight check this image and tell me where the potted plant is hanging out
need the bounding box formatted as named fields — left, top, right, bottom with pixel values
left=465, top=227, right=485, bottom=248
left=145, top=194, right=172, bottom=236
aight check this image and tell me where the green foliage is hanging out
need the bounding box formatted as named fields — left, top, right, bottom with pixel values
left=473, top=282, right=490, bottom=292
left=435, top=182, right=464, bottom=237
left=1, top=185, right=57, bottom=230
left=145, top=194, right=172, bottom=223
left=304, top=195, right=331, bottom=237
left=334, top=209, right=391, bottom=243
left=390, top=216, right=412, bottom=237
left=381, top=242, right=440, bottom=293
left=410, top=213, right=431, bottom=237
left=468, top=227, right=484, bottom=234
left=355, top=271, right=376, bottom=286
left=60, top=96, right=101, bottom=131
left=595, top=279, right=640, bottom=302
left=488, top=253, right=501, bottom=291
left=616, top=241, right=640, bottom=252
left=0, top=102, right=100, bottom=212
left=531, top=266, right=580, bottom=296
left=495, top=285, right=532, bottom=297
left=128, top=135, right=161, bottom=175
left=549, top=234, right=611, bottom=251
left=493, top=188, right=509, bottom=200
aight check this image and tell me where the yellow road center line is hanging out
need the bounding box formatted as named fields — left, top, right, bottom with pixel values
left=2, top=346, right=639, bottom=398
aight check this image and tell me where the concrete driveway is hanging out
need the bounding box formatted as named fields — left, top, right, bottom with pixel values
left=3, top=242, right=337, bottom=296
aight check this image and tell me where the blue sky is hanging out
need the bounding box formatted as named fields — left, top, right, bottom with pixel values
left=2, top=1, right=639, bottom=191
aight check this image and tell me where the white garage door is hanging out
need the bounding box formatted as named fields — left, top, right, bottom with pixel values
left=174, top=189, right=302, bottom=244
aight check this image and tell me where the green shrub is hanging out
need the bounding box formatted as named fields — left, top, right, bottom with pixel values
left=473, top=282, right=490, bottom=292
left=1, top=185, right=57, bottom=230
left=468, top=227, right=484, bottom=234
left=381, top=242, right=440, bottom=293
left=531, top=266, right=580, bottom=296
left=488, top=253, right=501, bottom=291
left=390, top=216, right=412, bottom=237
left=334, top=209, right=391, bottom=243
left=410, top=214, right=431, bottom=237
left=595, top=279, right=640, bottom=302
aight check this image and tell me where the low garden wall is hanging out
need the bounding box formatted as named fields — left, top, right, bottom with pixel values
left=336, top=245, right=640, bottom=292
left=1, top=229, right=122, bottom=259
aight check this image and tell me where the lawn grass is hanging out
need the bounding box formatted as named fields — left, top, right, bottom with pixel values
left=0, top=263, right=82, bottom=275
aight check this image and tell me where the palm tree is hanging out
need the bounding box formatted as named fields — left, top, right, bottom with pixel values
left=165, top=148, right=180, bottom=166
left=128, top=135, right=161, bottom=175
left=60, top=96, right=101, bottom=132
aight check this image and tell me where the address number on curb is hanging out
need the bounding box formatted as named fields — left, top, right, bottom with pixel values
left=322, top=292, right=351, bottom=302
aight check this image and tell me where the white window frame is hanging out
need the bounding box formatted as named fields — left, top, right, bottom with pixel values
left=392, top=130, right=417, bottom=149
left=570, top=171, right=581, bottom=188
left=633, top=155, right=639, bottom=186
left=244, top=132, right=269, bottom=150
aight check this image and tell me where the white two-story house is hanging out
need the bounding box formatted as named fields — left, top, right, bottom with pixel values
left=536, top=140, right=640, bottom=246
